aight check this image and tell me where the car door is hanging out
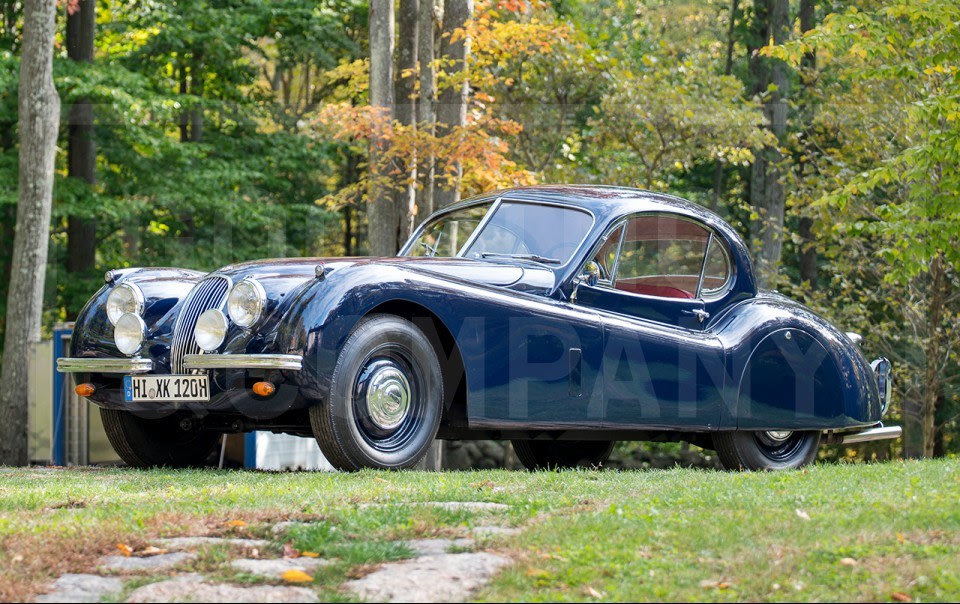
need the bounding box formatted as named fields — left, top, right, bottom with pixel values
left=573, top=213, right=730, bottom=430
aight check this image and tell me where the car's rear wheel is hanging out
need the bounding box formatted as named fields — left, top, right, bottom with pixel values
left=512, top=439, right=615, bottom=470
left=712, top=430, right=820, bottom=471
left=310, top=314, right=443, bottom=471
left=100, top=408, right=219, bottom=468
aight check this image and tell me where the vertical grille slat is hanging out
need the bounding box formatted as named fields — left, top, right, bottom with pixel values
left=170, top=276, right=231, bottom=374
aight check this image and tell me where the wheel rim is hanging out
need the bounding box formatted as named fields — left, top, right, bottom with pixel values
left=754, top=431, right=806, bottom=462
left=352, top=346, right=424, bottom=453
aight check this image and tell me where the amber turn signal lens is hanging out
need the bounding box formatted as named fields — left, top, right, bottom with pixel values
left=252, top=381, right=275, bottom=397
left=75, top=383, right=95, bottom=397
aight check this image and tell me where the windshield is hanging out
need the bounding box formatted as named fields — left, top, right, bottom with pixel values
left=406, top=200, right=593, bottom=267
left=463, top=202, right=593, bottom=266
left=407, top=202, right=493, bottom=258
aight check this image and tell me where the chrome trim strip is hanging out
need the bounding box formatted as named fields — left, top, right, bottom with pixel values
left=183, top=354, right=303, bottom=370
left=57, top=357, right=153, bottom=374
left=838, top=425, right=902, bottom=444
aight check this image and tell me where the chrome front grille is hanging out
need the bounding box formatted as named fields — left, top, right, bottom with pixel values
left=170, top=276, right=231, bottom=374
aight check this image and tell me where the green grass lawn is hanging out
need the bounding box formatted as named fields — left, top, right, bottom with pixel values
left=0, top=459, right=958, bottom=602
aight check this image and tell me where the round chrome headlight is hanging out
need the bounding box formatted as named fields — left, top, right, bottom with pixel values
left=114, top=313, right=146, bottom=356
left=106, top=282, right=144, bottom=326
left=195, top=309, right=229, bottom=352
left=227, top=278, right=266, bottom=328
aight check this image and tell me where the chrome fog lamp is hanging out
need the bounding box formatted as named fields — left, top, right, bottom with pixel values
left=106, top=282, right=145, bottom=326
left=195, top=309, right=229, bottom=352
left=227, top=278, right=266, bottom=328
left=114, top=313, right=146, bottom=356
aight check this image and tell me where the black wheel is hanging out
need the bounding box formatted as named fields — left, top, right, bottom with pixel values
left=512, top=440, right=615, bottom=470
left=712, top=430, right=821, bottom=471
left=310, top=314, right=443, bottom=471
left=100, top=408, right=219, bottom=468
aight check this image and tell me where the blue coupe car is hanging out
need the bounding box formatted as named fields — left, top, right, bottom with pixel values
left=57, top=186, right=900, bottom=471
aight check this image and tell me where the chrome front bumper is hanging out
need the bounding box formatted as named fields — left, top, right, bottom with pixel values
left=183, top=353, right=303, bottom=370
left=57, top=357, right=153, bottom=374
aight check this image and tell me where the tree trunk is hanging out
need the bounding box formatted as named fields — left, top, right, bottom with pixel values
left=416, top=0, right=440, bottom=223
left=393, top=0, right=418, bottom=245
left=66, top=0, right=97, bottom=297
left=0, top=0, right=60, bottom=466
left=796, top=0, right=818, bottom=290
left=367, top=0, right=396, bottom=257
left=921, top=253, right=947, bottom=457
left=711, top=0, right=739, bottom=212
left=749, top=0, right=790, bottom=289
left=434, top=0, right=473, bottom=209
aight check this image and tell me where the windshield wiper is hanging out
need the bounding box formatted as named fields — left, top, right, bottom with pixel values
left=479, top=252, right=562, bottom=265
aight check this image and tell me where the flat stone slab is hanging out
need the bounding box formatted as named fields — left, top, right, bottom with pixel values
left=98, top=551, right=196, bottom=572
left=156, top=536, right=270, bottom=550
left=344, top=552, right=512, bottom=603
left=230, top=558, right=331, bottom=579
left=125, top=574, right=318, bottom=603
left=471, top=526, right=521, bottom=538
left=405, top=538, right=475, bottom=556
left=271, top=522, right=307, bottom=534
left=36, top=573, right=124, bottom=603
left=423, top=502, right=510, bottom=513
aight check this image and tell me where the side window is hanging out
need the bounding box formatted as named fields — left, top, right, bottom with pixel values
left=611, top=215, right=728, bottom=300
left=701, top=238, right=731, bottom=297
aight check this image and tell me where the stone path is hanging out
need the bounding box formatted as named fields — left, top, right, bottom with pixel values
left=345, top=553, right=512, bottom=603
left=33, top=502, right=522, bottom=603
left=124, top=574, right=319, bottom=604
left=35, top=574, right=124, bottom=603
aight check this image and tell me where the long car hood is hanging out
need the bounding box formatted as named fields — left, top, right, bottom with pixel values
left=211, top=256, right=555, bottom=294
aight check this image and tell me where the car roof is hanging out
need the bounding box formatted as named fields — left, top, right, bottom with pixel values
left=453, top=185, right=730, bottom=232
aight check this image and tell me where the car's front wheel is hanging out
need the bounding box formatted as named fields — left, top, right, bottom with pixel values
left=310, top=314, right=443, bottom=471
left=512, top=440, right=615, bottom=470
left=712, top=430, right=820, bottom=471
left=100, top=408, right=220, bottom=468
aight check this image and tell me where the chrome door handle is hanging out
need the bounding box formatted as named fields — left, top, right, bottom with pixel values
left=682, top=308, right=710, bottom=323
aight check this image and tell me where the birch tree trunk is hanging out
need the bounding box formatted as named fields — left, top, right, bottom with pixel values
left=416, top=0, right=441, bottom=223
left=797, top=0, right=818, bottom=290
left=434, top=0, right=472, bottom=210
left=367, top=0, right=396, bottom=257
left=0, top=0, right=60, bottom=466
left=66, top=0, right=97, bottom=312
left=393, top=0, right=418, bottom=245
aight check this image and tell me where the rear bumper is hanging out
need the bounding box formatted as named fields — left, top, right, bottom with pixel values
left=824, top=424, right=903, bottom=445
left=57, top=357, right=153, bottom=374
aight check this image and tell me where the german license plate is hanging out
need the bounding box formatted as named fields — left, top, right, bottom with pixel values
left=123, top=375, right=210, bottom=402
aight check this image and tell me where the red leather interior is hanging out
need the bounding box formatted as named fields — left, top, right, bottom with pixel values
left=614, top=281, right=694, bottom=299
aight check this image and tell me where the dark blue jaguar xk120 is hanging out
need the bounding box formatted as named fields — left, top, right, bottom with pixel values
left=57, top=186, right=900, bottom=471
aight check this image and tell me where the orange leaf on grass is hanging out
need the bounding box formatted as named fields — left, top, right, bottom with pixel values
left=224, top=520, right=248, bottom=528
left=116, top=543, right=133, bottom=557
left=301, top=551, right=320, bottom=558
left=281, top=569, right=314, bottom=583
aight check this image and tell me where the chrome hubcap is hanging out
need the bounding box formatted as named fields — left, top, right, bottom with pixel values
left=365, top=366, right=411, bottom=431
left=763, top=430, right=793, bottom=443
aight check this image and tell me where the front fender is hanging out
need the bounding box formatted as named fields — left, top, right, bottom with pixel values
left=276, top=263, right=465, bottom=404
left=69, top=268, right=205, bottom=371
